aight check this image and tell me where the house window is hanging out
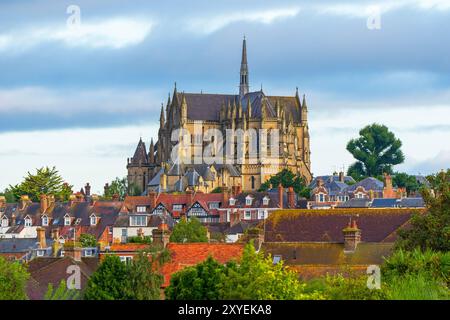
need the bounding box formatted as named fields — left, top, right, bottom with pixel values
left=262, top=197, right=269, bottom=206
left=120, top=256, right=133, bottom=264
left=316, top=193, right=325, bottom=202
left=208, top=202, right=220, bottom=209
left=172, top=204, right=183, bottom=211
left=258, top=210, right=267, bottom=220
left=1, top=217, right=8, bottom=228
left=244, top=210, right=251, bottom=220
left=24, top=217, right=32, bottom=227
left=64, top=216, right=71, bottom=226
left=136, top=206, right=146, bottom=213
left=245, top=196, right=253, bottom=206
left=130, top=215, right=147, bottom=227
left=42, top=216, right=48, bottom=226
left=229, top=198, right=236, bottom=206
left=84, top=249, right=93, bottom=257
left=90, top=215, right=97, bottom=226
left=273, top=255, right=282, bottom=265
left=36, top=250, right=45, bottom=257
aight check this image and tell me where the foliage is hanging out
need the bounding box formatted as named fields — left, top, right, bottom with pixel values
left=385, top=273, right=449, bottom=300
left=165, top=256, right=225, bottom=300
left=79, top=234, right=98, bottom=248
left=165, top=243, right=323, bottom=300
left=211, top=187, right=223, bottom=193
left=309, top=274, right=388, bottom=300
left=169, top=217, right=208, bottom=243
left=0, top=257, right=29, bottom=300
left=382, top=249, right=450, bottom=287
left=393, top=172, right=422, bottom=194
left=84, top=255, right=130, bottom=300
left=7, top=166, right=73, bottom=202
left=44, top=280, right=80, bottom=300
left=126, top=251, right=163, bottom=300
left=259, top=169, right=307, bottom=194
left=0, top=189, right=16, bottom=203
left=103, top=177, right=132, bottom=200
left=298, top=187, right=311, bottom=199
left=346, top=124, right=405, bottom=179
left=396, top=169, right=450, bottom=252
left=128, top=236, right=152, bottom=244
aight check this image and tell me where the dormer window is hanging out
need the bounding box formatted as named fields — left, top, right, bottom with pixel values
left=130, top=215, right=147, bottom=227
left=245, top=196, right=253, bottom=206
left=229, top=197, right=236, bottom=206
left=136, top=206, right=146, bottom=213
left=24, top=216, right=32, bottom=227
left=172, top=204, right=183, bottom=211
left=64, top=214, right=71, bottom=226
left=316, top=193, right=325, bottom=203
left=262, top=196, right=270, bottom=206
left=90, top=214, right=97, bottom=226
left=1, top=216, right=8, bottom=228
left=41, top=215, right=49, bottom=226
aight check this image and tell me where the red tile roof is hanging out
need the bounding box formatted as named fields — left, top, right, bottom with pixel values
left=160, top=243, right=244, bottom=287
left=109, top=244, right=150, bottom=252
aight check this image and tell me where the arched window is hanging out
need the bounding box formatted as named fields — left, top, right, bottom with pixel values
left=251, top=176, right=255, bottom=190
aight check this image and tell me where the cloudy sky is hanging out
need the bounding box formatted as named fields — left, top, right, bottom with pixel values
left=0, top=0, right=449, bottom=193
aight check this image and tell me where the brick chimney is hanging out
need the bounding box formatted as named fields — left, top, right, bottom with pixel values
left=51, top=228, right=59, bottom=241
left=222, top=186, right=229, bottom=204
left=85, top=183, right=91, bottom=197
left=36, top=227, right=47, bottom=249
left=20, top=195, right=30, bottom=210
left=152, top=223, right=170, bottom=248
left=236, top=184, right=242, bottom=195
left=287, top=187, right=295, bottom=208
left=47, top=194, right=55, bottom=208
left=11, top=214, right=16, bottom=226
left=343, top=219, right=361, bottom=253
left=278, top=184, right=284, bottom=208
left=149, top=191, right=157, bottom=209
left=65, top=246, right=82, bottom=262
left=104, top=183, right=110, bottom=196
left=339, top=171, right=345, bottom=183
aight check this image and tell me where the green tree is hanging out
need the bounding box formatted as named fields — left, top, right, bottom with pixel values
left=165, top=256, right=225, bottom=300
left=346, top=124, right=405, bottom=179
left=393, top=172, right=421, bottom=195
left=84, top=255, right=130, bottom=300
left=0, top=257, right=29, bottom=300
left=79, top=234, right=98, bottom=248
left=103, top=177, right=140, bottom=200
left=396, top=169, right=450, bottom=252
left=0, top=188, right=16, bottom=203
left=170, top=217, right=208, bottom=243
left=44, top=280, right=80, bottom=300
left=165, top=243, right=323, bottom=300
left=128, top=236, right=152, bottom=244
left=259, top=169, right=307, bottom=194
left=126, top=251, right=163, bottom=300
left=219, top=243, right=319, bottom=300
left=7, top=166, right=73, bottom=202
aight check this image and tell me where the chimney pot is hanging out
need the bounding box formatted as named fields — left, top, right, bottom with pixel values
left=278, top=184, right=284, bottom=208
left=343, top=220, right=361, bottom=253
left=36, top=227, right=47, bottom=249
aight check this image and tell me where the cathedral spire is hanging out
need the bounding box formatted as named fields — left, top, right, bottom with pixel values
left=160, top=103, right=165, bottom=128
left=149, top=138, right=155, bottom=163
left=239, top=37, right=249, bottom=98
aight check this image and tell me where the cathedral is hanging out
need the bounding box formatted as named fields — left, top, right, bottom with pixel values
left=127, top=38, right=312, bottom=194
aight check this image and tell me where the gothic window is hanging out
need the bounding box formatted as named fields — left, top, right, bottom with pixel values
left=251, top=176, right=255, bottom=190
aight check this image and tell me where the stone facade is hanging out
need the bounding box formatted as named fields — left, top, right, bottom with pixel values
left=127, top=38, right=312, bottom=194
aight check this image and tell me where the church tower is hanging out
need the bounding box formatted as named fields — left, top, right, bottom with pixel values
left=239, top=37, right=249, bottom=98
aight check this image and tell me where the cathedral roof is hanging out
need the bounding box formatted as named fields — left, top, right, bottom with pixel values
left=174, top=90, right=301, bottom=122
left=130, top=138, right=149, bottom=165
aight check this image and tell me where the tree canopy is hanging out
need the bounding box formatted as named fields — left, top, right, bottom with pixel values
left=103, top=177, right=140, bottom=200
left=7, top=166, right=73, bottom=202
left=79, top=234, right=98, bottom=248
left=84, top=251, right=164, bottom=300
left=0, top=257, right=29, bottom=300
left=165, top=243, right=323, bottom=300
left=393, top=172, right=421, bottom=194
left=396, top=169, right=450, bottom=252
left=169, top=217, right=208, bottom=243
left=259, top=169, right=310, bottom=197
left=346, top=124, right=405, bottom=179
